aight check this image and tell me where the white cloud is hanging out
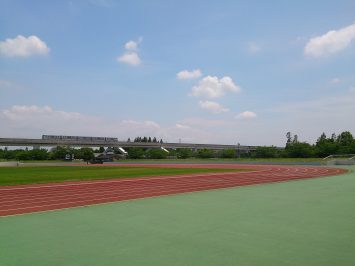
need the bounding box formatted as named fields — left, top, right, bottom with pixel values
left=178, top=117, right=231, bottom=128
left=247, top=42, right=261, bottom=53
left=350, top=86, right=355, bottom=93
left=198, top=100, right=229, bottom=113
left=118, top=38, right=142, bottom=66
left=2, top=105, right=83, bottom=122
left=120, top=120, right=160, bottom=131
left=124, top=40, right=138, bottom=51
left=175, top=123, right=190, bottom=129
left=0, top=35, right=50, bottom=57
left=236, top=111, right=257, bottom=119
left=190, top=75, right=241, bottom=98
left=267, top=92, right=355, bottom=144
left=177, top=69, right=202, bottom=80
left=0, top=105, right=165, bottom=139
left=0, top=80, right=14, bottom=89
left=330, top=78, right=341, bottom=84
left=117, top=52, right=141, bottom=66
left=0, top=105, right=217, bottom=144
left=304, top=23, right=355, bottom=57
left=0, top=80, right=24, bottom=91
left=4, top=93, right=354, bottom=147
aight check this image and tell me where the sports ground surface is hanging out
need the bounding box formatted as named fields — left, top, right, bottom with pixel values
left=0, top=163, right=354, bottom=265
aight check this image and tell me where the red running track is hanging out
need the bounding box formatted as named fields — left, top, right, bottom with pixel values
left=0, top=164, right=347, bottom=217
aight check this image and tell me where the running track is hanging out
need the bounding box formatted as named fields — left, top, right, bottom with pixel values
left=0, top=164, right=347, bottom=217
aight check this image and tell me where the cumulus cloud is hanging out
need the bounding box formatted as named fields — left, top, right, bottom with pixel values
left=124, top=40, right=138, bottom=51
left=117, top=52, right=141, bottom=66
left=235, top=111, right=257, bottom=119
left=117, top=39, right=142, bottom=66
left=304, top=23, right=355, bottom=57
left=190, top=76, right=241, bottom=98
left=177, top=69, right=202, bottom=80
left=0, top=35, right=50, bottom=57
left=198, top=100, right=229, bottom=113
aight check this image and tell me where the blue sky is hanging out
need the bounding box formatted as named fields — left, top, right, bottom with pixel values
left=1, top=0, right=355, bottom=146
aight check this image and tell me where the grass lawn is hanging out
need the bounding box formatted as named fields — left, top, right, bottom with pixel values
left=2, top=157, right=324, bottom=164
left=0, top=166, right=243, bottom=186
left=117, top=157, right=324, bottom=164
left=0, top=166, right=354, bottom=266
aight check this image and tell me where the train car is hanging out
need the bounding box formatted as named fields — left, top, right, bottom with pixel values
left=42, top=135, right=118, bottom=142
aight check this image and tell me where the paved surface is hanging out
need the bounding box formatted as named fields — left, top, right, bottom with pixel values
left=0, top=165, right=354, bottom=266
left=0, top=164, right=346, bottom=216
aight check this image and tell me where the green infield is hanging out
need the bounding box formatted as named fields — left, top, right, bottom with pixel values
left=0, top=166, right=354, bottom=266
left=0, top=166, right=243, bottom=186
left=118, top=158, right=324, bottom=163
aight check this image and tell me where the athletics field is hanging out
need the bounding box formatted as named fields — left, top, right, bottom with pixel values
left=0, top=164, right=354, bottom=265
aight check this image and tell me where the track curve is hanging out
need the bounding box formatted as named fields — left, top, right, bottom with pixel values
left=0, top=164, right=347, bottom=217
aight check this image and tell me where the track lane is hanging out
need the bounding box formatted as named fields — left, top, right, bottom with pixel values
left=0, top=164, right=347, bottom=216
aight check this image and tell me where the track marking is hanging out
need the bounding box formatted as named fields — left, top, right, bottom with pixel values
left=0, top=164, right=347, bottom=216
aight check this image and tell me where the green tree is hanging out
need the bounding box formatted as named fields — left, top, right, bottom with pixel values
left=176, top=148, right=194, bottom=159
left=286, top=132, right=292, bottom=147
left=16, top=150, right=31, bottom=160
left=220, top=149, right=236, bottom=158
left=336, top=131, right=353, bottom=147
left=197, top=149, right=214, bottom=158
left=50, top=146, right=68, bottom=160
left=316, top=132, right=327, bottom=146
left=29, top=149, right=49, bottom=160
left=285, top=142, right=314, bottom=158
left=128, top=148, right=145, bottom=159
left=315, top=133, right=338, bottom=157
left=146, top=149, right=168, bottom=159
left=79, top=148, right=95, bottom=162
left=254, top=146, right=278, bottom=158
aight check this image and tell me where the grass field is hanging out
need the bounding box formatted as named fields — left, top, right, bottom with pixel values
left=119, top=158, right=324, bottom=163
left=0, top=166, right=354, bottom=266
left=0, top=166, right=243, bottom=186
left=8, top=157, right=324, bottom=164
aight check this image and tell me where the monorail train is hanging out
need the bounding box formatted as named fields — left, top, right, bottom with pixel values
left=42, top=135, right=118, bottom=142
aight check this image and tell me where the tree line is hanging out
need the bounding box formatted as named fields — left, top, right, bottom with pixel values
left=251, top=131, right=355, bottom=158
left=125, top=147, right=236, bottom=159
left=1, top=131, right=354, bottom=161
left=0, top=146, right=236, bottom=160
left=128, top=136, right=163, bottom=143
left=0, top=147, right=95, bottom=161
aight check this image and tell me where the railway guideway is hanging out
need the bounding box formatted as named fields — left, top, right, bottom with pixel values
left=0, top=135, right=269, bottom=153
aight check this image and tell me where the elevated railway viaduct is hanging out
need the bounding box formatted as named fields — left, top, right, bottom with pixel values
left=0, top=137, right=283, bottom=154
